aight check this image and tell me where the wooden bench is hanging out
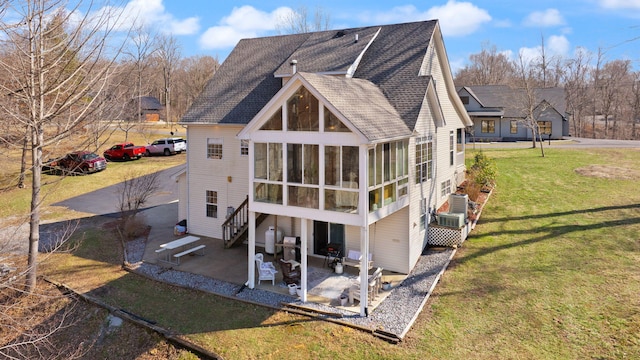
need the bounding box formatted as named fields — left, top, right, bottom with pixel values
left=172, top=244, right=206, bottom=265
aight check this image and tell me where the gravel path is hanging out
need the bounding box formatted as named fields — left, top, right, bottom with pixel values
left=125, top=237, right=455, bottom=339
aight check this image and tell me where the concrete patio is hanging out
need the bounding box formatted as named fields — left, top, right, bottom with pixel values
left=138, top=204, right=407, bottom=312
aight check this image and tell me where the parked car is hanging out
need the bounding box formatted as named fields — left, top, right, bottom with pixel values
left=44, top=151, right=107, bottom=174
left=103, top=142, right=146, bottom=161
left=145, top=137, right=186, bottom=156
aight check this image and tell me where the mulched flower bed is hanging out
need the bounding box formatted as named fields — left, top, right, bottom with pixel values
left=436, top=181, right=492, bottom=223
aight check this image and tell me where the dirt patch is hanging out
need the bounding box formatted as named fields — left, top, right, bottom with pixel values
left=574, top=165, right=640, bottom=180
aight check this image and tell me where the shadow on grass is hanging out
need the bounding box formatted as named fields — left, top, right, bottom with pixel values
left=478, top=203, right=640, bottom=225
left=455, top=203, right=640, bottom=266
left=41, top=214, right=317, bottom=338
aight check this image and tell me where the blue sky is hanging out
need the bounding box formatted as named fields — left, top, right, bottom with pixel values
left=113, top=0, right=640, bottom=72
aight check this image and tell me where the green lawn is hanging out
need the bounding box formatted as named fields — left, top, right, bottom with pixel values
left=38, top=147, right=640, bottom=359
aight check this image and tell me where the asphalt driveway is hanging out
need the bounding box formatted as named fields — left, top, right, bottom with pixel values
left=53, top=164, right=184, bottom=217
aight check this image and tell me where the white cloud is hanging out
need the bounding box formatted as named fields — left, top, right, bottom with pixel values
left=548, top=35, right=570, bottom=55
left=425, top=1, right=492, bottom=36
left=599, top=0, right=640, bottom=9
left=170, top=17, right=200, bottom=35
left=523, top=9, right=565, bottom=27
left=516, top=35, right=570, bottom=64
left=88, top=0, right=200, bottom=35
left=199, top=6, right=291, bottom=50
left=356, top=1, right=491, bottom=37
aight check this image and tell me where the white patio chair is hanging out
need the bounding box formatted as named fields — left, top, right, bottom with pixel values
left=255, top=253, right=277, bottom=285
left=348, top=267, right=383, bottom=305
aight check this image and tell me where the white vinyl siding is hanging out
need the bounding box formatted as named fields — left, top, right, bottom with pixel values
left=368, top=208, right=410, bottom=273
left=186, top=125, right=249, bottom=239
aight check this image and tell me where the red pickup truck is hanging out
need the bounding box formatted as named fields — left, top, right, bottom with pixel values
left=45, top=151, right=107, bottom=174
left=103, top=142, right=146, bottom=161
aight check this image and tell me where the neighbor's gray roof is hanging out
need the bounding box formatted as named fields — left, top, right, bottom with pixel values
left=461, top=85, right=566, bottom=118
left=135, top=96, right=162, bottom=110
left=181, top=21, right=438, bottom=139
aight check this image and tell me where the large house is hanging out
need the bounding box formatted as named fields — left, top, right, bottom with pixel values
left=458, top=85, right=569, bottom=142
left=177, top=20, right=472, bottom=316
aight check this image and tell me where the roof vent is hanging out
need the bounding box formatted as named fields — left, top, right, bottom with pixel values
left=290, top=59, right=298, bottom=74
left=333, top=30, right=346, bottom=38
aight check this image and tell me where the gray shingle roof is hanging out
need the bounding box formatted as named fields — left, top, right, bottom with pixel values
left=299, top=72, right=410, bottom=141
left=181, top=20, right=439, bottom=140
left=462, top=85, right=566, bottom=118
left=181, top=34, right=310, bottom=124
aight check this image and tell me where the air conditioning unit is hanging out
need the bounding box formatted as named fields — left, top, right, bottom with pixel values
left=449, top=194, right=468, bottom=220
left=437, top=212, right=465, bottom=228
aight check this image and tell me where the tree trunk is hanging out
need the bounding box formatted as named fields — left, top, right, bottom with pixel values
left=26, top=129, right=43, bottom=293
left=18, top=131, right=28, bottom=189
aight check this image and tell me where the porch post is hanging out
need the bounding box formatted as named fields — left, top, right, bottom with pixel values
left=248, top=210, right=256, bottom=289
left=300, top=218, right=308, bottom=302
left=359, top=225, right=369, bottom=317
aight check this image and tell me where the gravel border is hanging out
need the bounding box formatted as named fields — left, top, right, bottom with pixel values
left=125, top=238, right=455, bottom=339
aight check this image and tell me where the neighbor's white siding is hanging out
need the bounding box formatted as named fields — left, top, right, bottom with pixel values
left=186, top=124, right=249, bottom=239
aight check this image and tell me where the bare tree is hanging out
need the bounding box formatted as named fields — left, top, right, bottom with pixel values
left=276, top=6, right=331, bottom=34
left=0, top=0, right=129, bottom=293
left=563, top=48, right=592, bottom=137
left=454, top=43, right=515, bottom=86
left=597, top=59, right=631, bottom=139
left=590, top=48, right=606, bottom=138
left=116, top=171, right=160, bottom=239
left=174, top=55, right=218, bottom=119
left=122, top=25, right=156, bottom=134
left=0, top=218, right=90, bottom=359
left=514, top=50, right=546, bottom=156
left=629, top=72, right=640, bottom=140
left=154, top=33, right=181, bottom=130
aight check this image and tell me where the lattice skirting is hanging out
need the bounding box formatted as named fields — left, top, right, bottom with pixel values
left=427, top=223, right=470, bottom=247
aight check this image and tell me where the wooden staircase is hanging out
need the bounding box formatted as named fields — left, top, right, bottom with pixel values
left=222, top=196, right=268, bottom=248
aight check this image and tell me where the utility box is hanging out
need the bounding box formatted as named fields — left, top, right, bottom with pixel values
left=449, top=194, right=468, bottom=221
left=437, top=212, right=465, bottom=228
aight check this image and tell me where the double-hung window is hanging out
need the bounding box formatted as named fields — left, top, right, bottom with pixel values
left=207, top=138, right=223, bottom=159
left=415, top=136, right=433, bottom=183
left=206, top=190, right=218, bottom=218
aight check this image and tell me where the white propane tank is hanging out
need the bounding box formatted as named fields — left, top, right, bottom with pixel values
left=265, top=226, right=283, bottom=254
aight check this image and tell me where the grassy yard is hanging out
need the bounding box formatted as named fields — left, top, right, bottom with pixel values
left=0, top=126, right=184, bottom=222
left=14, top=147, right=640, bottom=358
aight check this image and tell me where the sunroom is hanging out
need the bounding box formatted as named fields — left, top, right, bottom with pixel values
left=238, top=72, right=413, bottom=315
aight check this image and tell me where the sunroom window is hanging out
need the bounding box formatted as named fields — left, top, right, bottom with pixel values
left=324, top=109, right=349, bottom=132
left=287, top=87, right=319, bottom=131
left=261, top=107, right=282, bottom=130
left=324, top=145, right=359, bottom=213
left=254, top=142, right=283, bottom=204
left=368, top=140, right=409, bottom=212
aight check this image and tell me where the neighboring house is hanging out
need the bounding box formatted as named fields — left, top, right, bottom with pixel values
left=128, top=96, right=164, bottom=122
left=178, top=20, right=473, bottom=315
left=458, top=85, right=569, bottom=142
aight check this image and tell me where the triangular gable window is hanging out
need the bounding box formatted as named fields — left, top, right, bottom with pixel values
left=261, top=107, right=282, bottom=130
left=287, top=87, right=319, bottom=131
left=324, top=110, right=350, bottom=132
